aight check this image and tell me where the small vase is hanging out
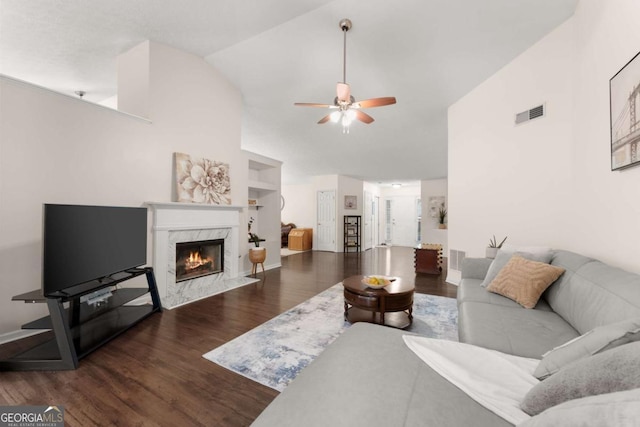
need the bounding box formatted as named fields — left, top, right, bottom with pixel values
left=485, top=247, right=498, bottom=259
left=438, top=223, right=447, bottom=229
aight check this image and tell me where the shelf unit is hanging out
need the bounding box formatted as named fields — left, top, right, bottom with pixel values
left=245, top=151, right=282, bottom=273
left=0, top=268, right=161, bottom=371
left=344, top=215, right=361, bottom=252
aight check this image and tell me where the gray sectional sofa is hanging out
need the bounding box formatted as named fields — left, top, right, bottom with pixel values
left=252, top=250, right=640, bottom=427
left=458, top=249, right=640, bottom=358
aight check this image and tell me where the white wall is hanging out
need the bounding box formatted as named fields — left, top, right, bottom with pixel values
left=281, top=183, right=315, bottom=229
left=567, top=1, right=640, bottom=272
left=448, top=0, right=640, bottom=274
left=0, top=41, right=244, bottom=334
left=117, top=41, right=150, bottom=117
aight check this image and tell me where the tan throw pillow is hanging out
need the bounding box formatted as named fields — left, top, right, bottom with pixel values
left=486, top=256, right=565, bottom=309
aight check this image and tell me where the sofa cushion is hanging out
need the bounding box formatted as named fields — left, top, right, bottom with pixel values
left=458, top=279, right=552, bottom=311
left=486, top=256, right=565, bottom=309
left=252, top=322, right=512, bottom=427
left=481, top=249, right=553, bottom=288
left=546, top=251, right=640, bottom=334
left=461, top=257, right=493, bottom=280
left=533, top=316, right=640, bottom=379
left=501, top=244, right=552, bottom=258
left=458, top=302, right=579, bottom=358
left=521, top=341, right=640, bottom=416
left=517, top=388, right=640, bottom=427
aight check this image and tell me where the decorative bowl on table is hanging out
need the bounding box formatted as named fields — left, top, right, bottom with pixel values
left=362, top=276, right=393, bottom=289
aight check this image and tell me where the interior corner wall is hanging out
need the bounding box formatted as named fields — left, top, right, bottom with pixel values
left=448, top=1, right=640, bottom=274
left=117, top=40, right=150, bottom=117
left=282, top=183, right=315, bottom=229
left=0, top=41, right=243, bottom=334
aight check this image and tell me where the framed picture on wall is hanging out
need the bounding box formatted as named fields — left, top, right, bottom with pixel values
left=428, top=196, right=445, bottom=218
left=610, top=50, right=640, bottom=171
left=344, top=195, right=357, bottom=209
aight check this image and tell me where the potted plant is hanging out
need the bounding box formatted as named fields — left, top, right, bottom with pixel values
left=248, top=216, right=255, bottom=239
left=249, top=233, right=266, bottom=264
left=438, top=207, right=447, bottom=229
left=486, top=235, right=508, bottom=259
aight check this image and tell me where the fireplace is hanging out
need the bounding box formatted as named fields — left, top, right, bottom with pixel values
left=148, top=202, right=257, bottom=309
left=175, top=239, right=224, bottom=282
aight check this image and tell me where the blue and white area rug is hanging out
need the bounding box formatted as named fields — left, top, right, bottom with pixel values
left=203, top=283, right=458, bottom=391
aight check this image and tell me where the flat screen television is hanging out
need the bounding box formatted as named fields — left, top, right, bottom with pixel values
left=42, top=204, right=147, bottom=297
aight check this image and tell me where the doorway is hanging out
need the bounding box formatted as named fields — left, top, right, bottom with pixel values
left=385, top=196, right=419, bottom=247
left=316, top=190, right=336, bottom=251
left=363, top=191, right=373, bottom=250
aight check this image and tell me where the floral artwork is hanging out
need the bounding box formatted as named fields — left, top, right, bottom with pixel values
left=174, top=152, right=231, bottom=205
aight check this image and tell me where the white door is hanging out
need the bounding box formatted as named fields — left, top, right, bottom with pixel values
left=387, top=196, right=419, bottom=247
left=363, top=191, right=373, bottom=250
left=316, top=190, right=336, bottom=251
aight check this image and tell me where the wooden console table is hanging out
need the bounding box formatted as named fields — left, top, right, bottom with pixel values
left=414, top=244, right=443, bottom=275
left=288, top=228, right=312, bottom=251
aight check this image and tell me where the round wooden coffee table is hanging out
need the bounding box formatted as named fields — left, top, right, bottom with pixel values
left=342, top=275, right=415, bottom=329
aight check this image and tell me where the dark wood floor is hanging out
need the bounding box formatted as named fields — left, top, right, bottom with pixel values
left=0, top=246, right=456, bottom=426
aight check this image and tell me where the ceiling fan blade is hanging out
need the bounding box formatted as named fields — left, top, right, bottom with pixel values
left=294, top=102, right=337, bottom=108
left=354, top=110, right=374, bottom=124
left=336, top=83, right=351, bottom=103
left=317, top=114, right=333, bottom=124
left=352, top=97, right=397, bottom=109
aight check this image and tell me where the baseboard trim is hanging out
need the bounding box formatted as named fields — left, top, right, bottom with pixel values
left=240, top=262, right=281, bottom=277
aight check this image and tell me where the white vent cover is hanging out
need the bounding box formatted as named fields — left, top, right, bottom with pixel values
left=515, top=104, right=545, bottom=125
left=449, top=249, right=466, bottom=271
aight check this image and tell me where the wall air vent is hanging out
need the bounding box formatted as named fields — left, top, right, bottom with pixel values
left=449, top=249, right=466, bottom=271
left=515, top=104, right=545, bottom=125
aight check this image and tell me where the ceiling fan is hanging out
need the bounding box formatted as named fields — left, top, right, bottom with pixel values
left=294, top=18, right=397, bottom=133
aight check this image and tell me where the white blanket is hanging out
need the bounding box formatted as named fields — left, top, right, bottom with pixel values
left=403, top=336, right=540, bottom=425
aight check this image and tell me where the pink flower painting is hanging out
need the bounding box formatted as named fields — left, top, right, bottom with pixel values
left=175, top=152, right=231, bottom=205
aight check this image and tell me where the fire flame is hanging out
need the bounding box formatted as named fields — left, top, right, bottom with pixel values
left=189, top=251, right=201, bottom=263
left=184, top=250, right=212, bottom=270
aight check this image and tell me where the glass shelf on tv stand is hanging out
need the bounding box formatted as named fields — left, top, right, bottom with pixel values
left=1, top=267, right=162, bottom=371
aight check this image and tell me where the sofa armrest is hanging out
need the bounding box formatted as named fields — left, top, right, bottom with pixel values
left=461, top=258, right=493, bottom=280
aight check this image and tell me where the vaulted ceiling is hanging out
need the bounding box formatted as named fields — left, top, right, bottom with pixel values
left=0, top=0, right=578, bottom=184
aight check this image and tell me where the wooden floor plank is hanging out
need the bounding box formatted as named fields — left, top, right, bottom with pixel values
left=0, top=246, right=456, bottom=426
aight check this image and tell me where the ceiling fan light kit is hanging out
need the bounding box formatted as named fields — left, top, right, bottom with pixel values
left=294, top=18, right=396, bottom=133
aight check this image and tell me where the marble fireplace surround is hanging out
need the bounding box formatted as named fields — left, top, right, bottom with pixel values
left=147, top=202, right=257, bottom=309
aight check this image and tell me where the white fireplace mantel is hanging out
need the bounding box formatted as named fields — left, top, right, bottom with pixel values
left=146, top=202, right=254, bottom=308
left=147, top=201, right=244, bottom=228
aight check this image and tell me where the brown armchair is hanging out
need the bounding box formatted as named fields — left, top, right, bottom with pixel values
left=281, top=222, right=296, bottom=248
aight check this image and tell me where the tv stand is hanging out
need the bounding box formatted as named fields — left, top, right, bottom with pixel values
left=0, top=267, right=162, bottom=371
